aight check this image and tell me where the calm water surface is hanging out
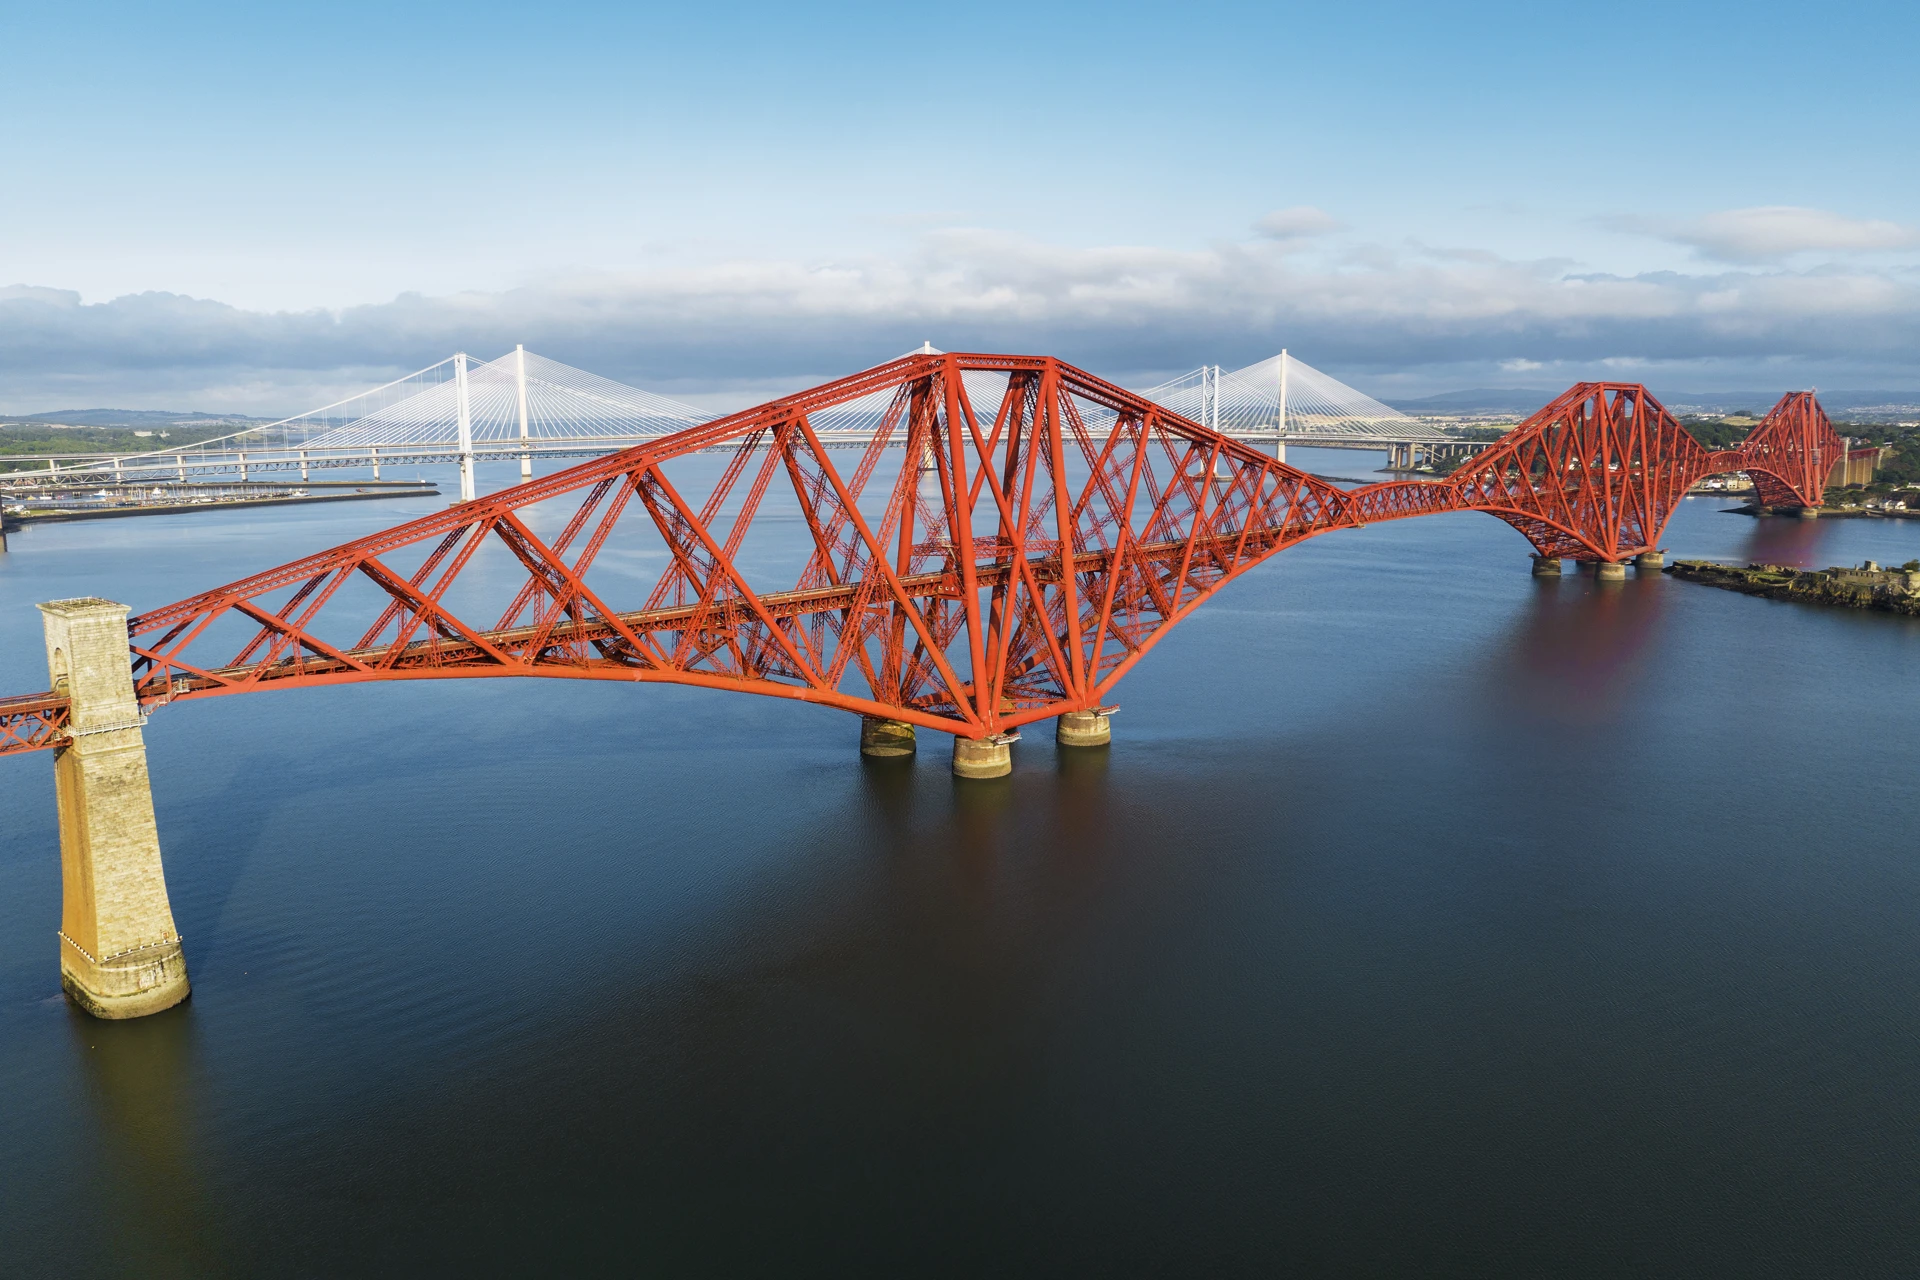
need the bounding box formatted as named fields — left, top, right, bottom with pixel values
left=3, top=452, right=1918, bottom=1276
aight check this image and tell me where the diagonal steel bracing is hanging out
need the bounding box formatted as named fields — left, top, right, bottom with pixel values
left=0, top=364, right=1846, bottom=757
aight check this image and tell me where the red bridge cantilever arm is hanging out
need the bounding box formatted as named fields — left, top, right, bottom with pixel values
left=0, top=691, right=72, bottom=757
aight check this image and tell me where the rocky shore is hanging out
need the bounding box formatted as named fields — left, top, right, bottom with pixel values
left=1666, top=559, right=1920, bottom=615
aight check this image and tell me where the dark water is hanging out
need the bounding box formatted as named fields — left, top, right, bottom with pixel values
left=3, top=451, right=1919, bottom=1276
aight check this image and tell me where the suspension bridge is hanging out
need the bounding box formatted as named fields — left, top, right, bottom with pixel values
left=0, top=350, right=1843, bottom=1019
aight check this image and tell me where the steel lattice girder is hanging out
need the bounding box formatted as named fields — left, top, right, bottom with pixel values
left=107, top=355, right=1349, bottom=742
left=0, top=363, right=1849, bottom=756
left=0, top=693, right=70, bottom=754
left=1734, top=392, right=1846, bottom=509
left=1348, top=384, right=1843, bottom=561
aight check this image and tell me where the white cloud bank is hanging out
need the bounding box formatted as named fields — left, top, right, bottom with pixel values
left=5, top=216, right=1920, bottom=413
left=1607, top=206, right=1920, bottom=263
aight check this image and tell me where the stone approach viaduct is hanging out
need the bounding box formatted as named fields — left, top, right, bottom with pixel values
left=0, top=353, right=1847, bottom=1018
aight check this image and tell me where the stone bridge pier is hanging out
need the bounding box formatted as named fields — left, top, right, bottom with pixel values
left=38, top=598, right=189, bottom=1019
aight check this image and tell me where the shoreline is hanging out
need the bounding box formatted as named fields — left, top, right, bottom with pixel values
left=9, top=486, right=440, bottom=524
left=1717, top=501, right=1920, bottom=520
left=1665, top=559, right=1920, bottom=616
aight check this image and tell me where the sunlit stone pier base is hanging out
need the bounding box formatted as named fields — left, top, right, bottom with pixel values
left=1636, top=551, right=1665, bottom=570
left=1530, top=555, right=1563, bottom=577
left=1594, top=560, right=1628, bottom=582
left=859, top=716, right=916, bottom=758
left=952, top=734, right=1014, bottom=779
left=1056, top=710, right=1112, bottom=747
left=38, top=598, right=189, bottom=1020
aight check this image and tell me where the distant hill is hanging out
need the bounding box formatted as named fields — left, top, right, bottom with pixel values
left=9, top=409, right=272, bottom=428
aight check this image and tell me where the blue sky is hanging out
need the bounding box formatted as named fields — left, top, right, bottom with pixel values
left=4, top=0, right=1918, bottom=411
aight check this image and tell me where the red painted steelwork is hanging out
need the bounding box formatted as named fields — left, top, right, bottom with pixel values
left=1735, top=392, right=1847, bottom=510
left=1350, top=386, right=1844, bottom=561
left=0, top=692, right=70, bottom=754
left=0, top=363, right=1844, bottom=755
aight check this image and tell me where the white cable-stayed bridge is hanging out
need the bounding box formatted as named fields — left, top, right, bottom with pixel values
left=4, top=347, right=714, bottom=496
left=1146, top=350, right=1462, bottom=465
left=3, top=346, right=1485, bottom=495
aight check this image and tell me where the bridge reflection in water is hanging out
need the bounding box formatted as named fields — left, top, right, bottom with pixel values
left=1500, top=573, right=1670, bottom=726
left=63, top=1006, right=219, bottom=1276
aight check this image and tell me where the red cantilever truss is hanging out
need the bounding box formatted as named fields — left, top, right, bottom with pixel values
left=0, top=361, right=1845, bottom=757
left=1351, top=385, right=1844, bottom=560
left=104, top=354, right=1348, bottom=741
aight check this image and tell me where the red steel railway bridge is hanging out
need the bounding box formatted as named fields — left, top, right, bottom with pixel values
left=0, top=352, right=1844, bottom=1018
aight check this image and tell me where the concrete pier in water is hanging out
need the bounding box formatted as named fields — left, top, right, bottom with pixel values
left=1636, top=551, right=1665, bottom=570
left=1530, top=555, right=1562, bottom=576
left=1056, top=710, right=1112, bottom=747
left=38, top=598, right=189, bottom=1019
left=1594, top=561, right=1627, bottom=582
left=952, top=735, right=1014, bottom=779
left=859, top=716, right=916, bottom=758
